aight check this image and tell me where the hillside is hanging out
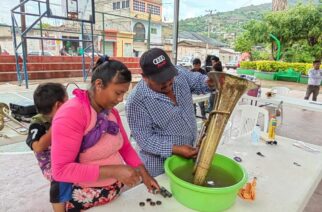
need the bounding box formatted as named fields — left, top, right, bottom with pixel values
left=178, top=0, right=320, bottom=47
left=179, top=3, right=271, bottom=46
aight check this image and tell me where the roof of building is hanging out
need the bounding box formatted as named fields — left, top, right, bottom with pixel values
left=178, top=40, right=218, bottom=49
left=179, top=31, right=228, bottom=47
left=219, top=48, right=237, bottom=54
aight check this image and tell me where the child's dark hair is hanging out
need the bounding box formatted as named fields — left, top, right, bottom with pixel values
left=313, top=60, right=321, bottom=64
left=211, top=56, right=220, bottom=62
left=193, top=58, right=201, bottom=65
left=91, top=55, right=131, bottom=87
left=33, top=83, right=66, bottom=115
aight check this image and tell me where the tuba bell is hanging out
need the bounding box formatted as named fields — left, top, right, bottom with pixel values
left=0, top=102, right=28, bottom=135
left=193, top=71, right=257, bottom=185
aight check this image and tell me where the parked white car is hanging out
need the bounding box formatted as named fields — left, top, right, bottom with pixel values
left=225, top=60, right=239, bottom=69
left=177, top=56, right=194, bottom=68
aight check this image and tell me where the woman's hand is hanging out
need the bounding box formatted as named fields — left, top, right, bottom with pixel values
left=137, top=165, right=160, bottom=192
left=115, top=165, right=142, bottom=187
left=100, top=165, right=141, bottom=187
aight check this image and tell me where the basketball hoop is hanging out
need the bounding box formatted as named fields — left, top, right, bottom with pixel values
left=47, top=0, right=94, bottom=23
left=68, top=12, right=78, bottom=20
left=67, top=0, right=79, bottom=20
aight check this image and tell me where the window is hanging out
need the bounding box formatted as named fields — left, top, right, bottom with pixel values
left=147, top=4, right=160, bottom=15
left=122, top=0, right=129, bottom=8
left=133, top=0, right=145, bottom=12
left=133, top=22, right=145, bottom=42
left=151, top=28, right=157, bottom=34
left=113, top=1, right=121, bottom=10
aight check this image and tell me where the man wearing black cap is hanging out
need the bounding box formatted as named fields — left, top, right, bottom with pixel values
left=125, top=48, right=211, bottom=177
left=207, top=56, right=223, bottom=113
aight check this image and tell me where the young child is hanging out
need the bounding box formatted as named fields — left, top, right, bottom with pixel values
left=26, top=82, right=69, bottom=212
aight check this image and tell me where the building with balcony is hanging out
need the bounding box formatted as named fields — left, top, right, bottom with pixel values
left=95, top=0, right=163, bottom=57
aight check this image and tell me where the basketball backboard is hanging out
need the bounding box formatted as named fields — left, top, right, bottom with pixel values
left=47, top=0, right=95, bottom=23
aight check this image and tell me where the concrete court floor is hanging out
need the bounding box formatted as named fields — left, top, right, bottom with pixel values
left=0, top=76, right=321, bottom=211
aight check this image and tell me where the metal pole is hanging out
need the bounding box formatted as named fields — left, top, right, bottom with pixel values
left=24, top=36, right=92, bottom=42
left=90, top=22, right=94, bottom=68
left=206, top=21, right=210, bottom=55
left=11, top=14, right=22, bottom=86
left=205, top=10, right=214, bottom=56
left=172, top=0, right=179, bottom=65
left=20, top=0, right=28, bottom=88
left=102, top=13, right=105, bottom=54
left=21, top=38, right=29, bottom=88
left=81, top=22, right=86, bottom=82
left=38, top=2, right=44, bottom=56
left=147, top=11, right=151, bottom=50
left=20, top=0, right=27, bottom=53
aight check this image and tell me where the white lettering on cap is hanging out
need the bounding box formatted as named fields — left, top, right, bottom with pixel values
left=153, top=55, right=166, bottom=65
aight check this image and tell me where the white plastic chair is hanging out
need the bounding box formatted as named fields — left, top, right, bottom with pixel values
left=262, top=100, right=284, bottom=126
left=230, top=105, right=269, bottom=140
left=196, top=117, right=232, bottom=145
left=271, top=86, right=290, bottom=96
left=263, top=86, right=289, bottom=125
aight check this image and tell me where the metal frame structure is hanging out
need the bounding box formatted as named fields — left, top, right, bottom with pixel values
left=172, top=0, right=179, bottom=65
left=11, top=0, right=95, bottom=88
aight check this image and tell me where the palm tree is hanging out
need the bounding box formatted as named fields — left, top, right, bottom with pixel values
left=272, top=0, right=287, bottom=11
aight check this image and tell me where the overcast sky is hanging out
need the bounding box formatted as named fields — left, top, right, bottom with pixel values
left=0, top=0, right=272, bottom=24
left=163, top=0, right=272, bottom=21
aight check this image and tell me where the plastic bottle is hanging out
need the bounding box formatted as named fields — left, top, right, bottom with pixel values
left=251, top=124, right=261, bottom=144
left=268, top=116, right=277, bottom=141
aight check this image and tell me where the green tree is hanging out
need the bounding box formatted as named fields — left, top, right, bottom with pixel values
left=39, top=23, right=52, bottom=29
left=234, top=32, right=253, bottom=52
left=236, top=4, right=322, bottom=61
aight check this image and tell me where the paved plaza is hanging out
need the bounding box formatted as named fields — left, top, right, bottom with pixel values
left=0, top=76, right=321, bottom=211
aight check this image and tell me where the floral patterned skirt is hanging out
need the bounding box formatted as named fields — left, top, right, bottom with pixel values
left=66, top=181, right=123, bottom=211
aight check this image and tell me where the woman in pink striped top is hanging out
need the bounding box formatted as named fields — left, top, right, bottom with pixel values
left=51, top=56, right=159, bottom=211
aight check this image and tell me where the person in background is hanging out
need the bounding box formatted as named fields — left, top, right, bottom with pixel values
left=1, top=49, right=9, bottom=55
left=211, top=56, right=223, bottom=72
left=304, top=60, right=321, bottom=101
left=126, top=48, right=213, bottom=177
left=191, top=58, right=207, bottom=119
left=26, top=83, right=69, bottom=212
left=51, top=56, right=159, bottom=211
left=207, top=56, right=223, bottom=112
left=59, top=46, right=68, bottom=56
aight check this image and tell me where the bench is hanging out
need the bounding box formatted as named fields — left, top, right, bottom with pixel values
left=274, top=68, right=301, bottom=82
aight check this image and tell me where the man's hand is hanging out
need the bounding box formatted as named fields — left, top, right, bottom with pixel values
left=172, top=145, right=198, bottom=158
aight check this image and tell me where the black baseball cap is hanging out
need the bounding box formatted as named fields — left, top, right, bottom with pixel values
left=140, top=48, right=178, bottom=84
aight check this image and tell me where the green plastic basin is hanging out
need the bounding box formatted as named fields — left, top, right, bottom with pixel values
left=164, top=154, right=247, bottom=212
